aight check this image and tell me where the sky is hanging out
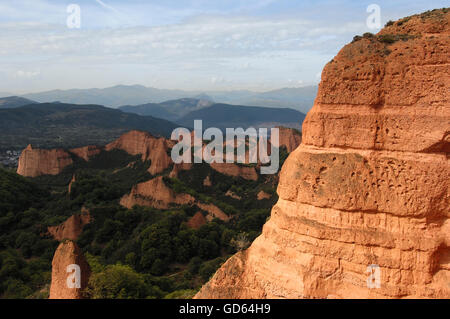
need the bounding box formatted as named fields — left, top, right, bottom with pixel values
left=0, top=0, right=448, bottom=94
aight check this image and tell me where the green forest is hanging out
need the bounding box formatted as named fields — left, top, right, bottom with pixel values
left=0, top=148, right=285, bottom=299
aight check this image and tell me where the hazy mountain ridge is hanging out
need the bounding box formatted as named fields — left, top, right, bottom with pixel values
left=0, top=103, right=179, bottom=150
left=119, top=98, right=214, bottom=122
left=22, top=84, right=317, bottom=113
left=176, top=103, right=306, bottom=130
left=0, top=96, right=38, bottom=108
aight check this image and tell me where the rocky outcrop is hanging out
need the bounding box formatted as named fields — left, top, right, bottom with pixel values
left=48, top=209, right=91, bottom=241
left=210, top=163, right=258, bottom=181
left=17, top=145, right=73, bottom=177
left=120, top=176, right=195, bottom=209
left=257, top=190, right=271, bottom=200
left=277, top=127, right=302, bottom=153
left=69, top=145, right=101, bottom=161
left=169, top=163, right=193, bottom=178
left=203, top=175, right=212, bottom=186
left=68, top=174, right=76, bottom=194
left=196, top=9, right=450, bottom=299
left=197, top=202, right=230, bottom=222
left=49, top=241, right=91, bottom=299
left=187, top=212, right=207, bottom=229
left=106, top=130, right=173, bottom=175
left=120, top=175, right=230, bottom=221
left=226, top=190, right=241, bottom=200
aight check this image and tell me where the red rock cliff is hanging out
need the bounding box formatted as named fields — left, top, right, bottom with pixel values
left=17, top=145, right=73, bottom=177
left=106, top=130, right=173, bottom=175
left=48, top=209, right=91, bottom=241
left=49, top=241, right=91, bottom=299
left=69, top=145, right=102, bottom=161
left=277, top=127, right=302, bottom=153
left=195, top=9, right=450, bottom=299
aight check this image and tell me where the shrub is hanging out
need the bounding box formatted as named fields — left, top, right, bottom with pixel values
left=87, top=264, right=149, bottom=299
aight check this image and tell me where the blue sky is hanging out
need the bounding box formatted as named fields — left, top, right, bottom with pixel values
left=0, top=0, right=448, bottom=94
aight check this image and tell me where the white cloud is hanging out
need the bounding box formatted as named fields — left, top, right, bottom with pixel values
left=14, top=70, right=41, bottom=78
left=0, top=4, right=369, bottom=92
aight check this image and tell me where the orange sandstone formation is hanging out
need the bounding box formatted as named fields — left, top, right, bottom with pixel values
left=277, top=127, right=302, bottom=153
left=69, top=145, right=101, bottom=161
left=210, top=162, right=258, bottom=181
left=187, top=212, right=207, bottom=229
left=68, top=174, right=76, bottom=194
left=120, top=176, right=195, bottom=209
left=169, top=162, right=193, bottom=178
left=203, top=175, right=212, bottom=186
left=49, top=241, right=91, bottom=299
left=120, top=176, right=230, bottom=221
left=48, top=210, right=91, bottom=241
left=257, top=190, right=271, bottom=200
left=196, top=9, right=450, bottom=299
left=226, top=190, right=241, bottom=200
left=197, top=202, right=230, bottom=222
left=17, top=145, right=73, bottom=177
left=105, top=130, right=173, bottom=175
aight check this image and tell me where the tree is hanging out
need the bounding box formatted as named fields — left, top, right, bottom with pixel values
left=230, top=233, right=250, bottom=252
left=87, top=264, right=149, bottom=299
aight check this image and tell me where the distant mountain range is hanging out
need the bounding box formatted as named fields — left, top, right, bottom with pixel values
left=0, top=103, right=179, bottom=150
left=176, top=103, right=305, bottom=131
left=0, top=96, right=307, bottom=150
left=0, top=96, right=38, bottom=109
left=119, top=98, right=214, bottom=122
left=20, top=84, right=317, bottom=113
left=119, top=98, right=305, bottom=130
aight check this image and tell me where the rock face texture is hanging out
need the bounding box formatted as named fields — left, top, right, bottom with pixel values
left=169, top=163, right=193, bottom=178
left=49, top=241, right=91, bottom=299
left=196, top=9, right=450, bottom=299
left=120, top=176, right=195, bottom=209
left=210, top=163, right=258, bottom=181
left=68, top=174, right=76, bottom=194
left=106, top=130, right=173, bottom=175
left=187, top=212, right=207, bottom=229
left=48, top=210, right=91, bottom=241
left=257, top=190, right=271, bottom=200
left=277, top=127, right=302, bottom=153
left=17, top=145, right=73, bottom=177
left=69, top=145, right=101, bottom=161
left=120, top=176, right=230, bottom=221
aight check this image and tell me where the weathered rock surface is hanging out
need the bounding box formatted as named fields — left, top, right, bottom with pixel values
left=196, top=9, right=450, bottom=299
left=277, top=127, right=302, bottom=153
left=197, top=202, right=230, bottom=222
left=120, top=176, right=230, bottom=221
left=68, top=174, right=76, bottom=194
left=106, top=130, right=173, bottom=175
left=210, top=162, right=258, bottom=181
left=120, top=176, right=195, bottom=209
left=226, top=190, right=241, bottom=200
left=49, top=241, right=91, bottom=299
left=48, top=209, right=91, bottom=241
left=187, top=212, right=207, bottom=229
left=203, top=175, right=212, bottom=186
left=169, top=162, right=193, bottom=178
left=69, top=145, right=102, bottom=161
left=257, top=190, right=271, bottom=200
left=17, top=144, right=73, bottom=177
